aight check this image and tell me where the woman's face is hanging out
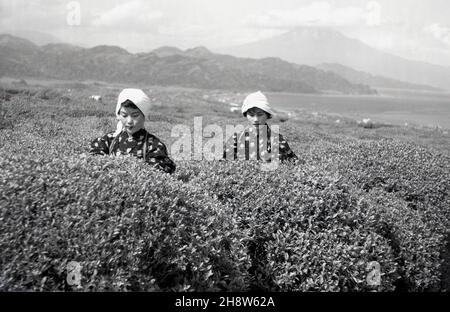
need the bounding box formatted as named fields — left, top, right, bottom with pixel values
left=246, top=107, right=269, bottom=125
left=118, top=106, right=145, bottom=135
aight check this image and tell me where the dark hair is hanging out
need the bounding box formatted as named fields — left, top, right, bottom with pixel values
left=120, top=99, right=140, bottom=111
left=244, top=107, right=271, bottom=119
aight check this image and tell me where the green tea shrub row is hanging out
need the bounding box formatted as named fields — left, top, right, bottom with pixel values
left=0, top=154, right=249, bottom=291
left=1, top=89, right=449, bottom=291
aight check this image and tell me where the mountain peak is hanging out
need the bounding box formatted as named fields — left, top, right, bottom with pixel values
left=5, top=30, right=61, bottom=46
left=87, top=45, right=130, bottom=55
left=0, top=33, right=37, bottom=50
left=184, top=46, right=212, bottom=58
left=284, top=26, right=346, bottom=40
left=41, top=43, right=83, bottom=53
left=219, top=27, right=450, bottom=89
left=151, top=46, right=183, bottom=57
left=0, top=33, right=376, bottom=94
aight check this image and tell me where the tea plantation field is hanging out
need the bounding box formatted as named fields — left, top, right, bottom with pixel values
left=0, top=81, right=449, bottom=291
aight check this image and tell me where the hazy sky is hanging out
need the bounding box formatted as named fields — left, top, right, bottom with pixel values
left=1, top=0, right=450, bottom=66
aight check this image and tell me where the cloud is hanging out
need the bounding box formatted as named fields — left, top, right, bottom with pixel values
left=0, top=0, right=66, bottom=31
left=158, top=23, right=215, bottom=38
left=246, top=1, right=382, bottom=29
left=423, top=23, right=450, bottom=46
left=91, top=0, right=163, bottom=30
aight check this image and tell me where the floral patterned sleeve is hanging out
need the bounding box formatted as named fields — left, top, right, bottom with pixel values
left=89, top=132, right=114, bottom=155
left=145, top=136, right=176, bottom=174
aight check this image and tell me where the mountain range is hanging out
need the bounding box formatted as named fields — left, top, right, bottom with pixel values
left=0, top=34, right=375, bottom=94
left=316, top=63, right=441, bottom=91
left=220, top=27, right=450, bottom=91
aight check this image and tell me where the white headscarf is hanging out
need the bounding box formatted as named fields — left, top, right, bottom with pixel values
left=241, top=91, right=274, bottom=119
left=113, top=88, right=152, bottom=136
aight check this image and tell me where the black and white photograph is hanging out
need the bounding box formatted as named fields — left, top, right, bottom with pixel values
left=0, top=0, right=449, bottom=301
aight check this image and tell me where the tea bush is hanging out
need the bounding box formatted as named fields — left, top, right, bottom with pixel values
left=0, top=153, right=250, bottom=291
left=1, top=86, right=449, bottom=291
left=175, top=161, right=400, bottom=291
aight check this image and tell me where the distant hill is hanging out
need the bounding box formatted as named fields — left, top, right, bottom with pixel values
left=317, top=63, right=441, bottom=91
left=0, top=34, right=376, bottom=95
left=41, top=43, right=84, bottom=54
left=3, top=30, right=61, bottom=46
left=219, top=26, right=450, bottom=90
left=149, top=46, right=184, bottom=57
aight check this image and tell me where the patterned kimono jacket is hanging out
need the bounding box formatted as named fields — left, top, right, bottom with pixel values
left=223, top=124, right=298, bottom=162
left=89, top=128, right=176, bottom=174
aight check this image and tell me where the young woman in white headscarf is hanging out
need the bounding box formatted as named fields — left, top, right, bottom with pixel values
left=223, top=91, right=298, bottom=163
left=89, top=88, right=176, bottom=174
